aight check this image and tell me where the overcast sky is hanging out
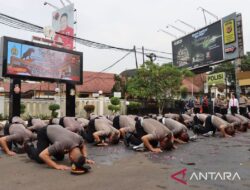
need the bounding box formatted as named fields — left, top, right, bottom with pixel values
left=0, top=0, right=249, bottom=74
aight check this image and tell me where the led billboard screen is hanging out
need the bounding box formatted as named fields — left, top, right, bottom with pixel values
left=1, top=36, right=83, bottom=84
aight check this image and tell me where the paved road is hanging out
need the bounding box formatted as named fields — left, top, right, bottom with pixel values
left=0, top=131, right=250, bottom=190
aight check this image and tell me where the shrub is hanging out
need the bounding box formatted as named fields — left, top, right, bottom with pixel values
left=84, top=104, right=95, bottom=118
left=20, top=103, right=26, bottom=115
left=49, top=104, right=60, bottom=118
left=110, top=97, right=120, bottom=106
left=127, top=101, right=142, bottom=110
left=84, top=105, right=95, bottom=113
left=108, top=105, right=120, bottom=113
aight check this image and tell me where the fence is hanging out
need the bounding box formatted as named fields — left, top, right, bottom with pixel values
left=0, top=96, right=127, bottom=118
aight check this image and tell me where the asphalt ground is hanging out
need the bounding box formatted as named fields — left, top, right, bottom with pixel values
left=0, top=131, right=250, bottom=190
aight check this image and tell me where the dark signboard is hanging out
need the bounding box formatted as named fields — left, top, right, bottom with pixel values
left=172, top=21, right=223, bottom=69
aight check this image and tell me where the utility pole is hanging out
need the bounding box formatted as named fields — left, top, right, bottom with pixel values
left=134, top=46, right=138, bottom=69
left=234, top=59, right=241, bottom=99
left=142, top=46, right=145, bottom=65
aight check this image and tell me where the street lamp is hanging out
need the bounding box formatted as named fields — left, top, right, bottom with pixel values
left=55, top=87, right=60, bottom=93
left=157, top=29, right=177, bottom=38
left=98, top=90, right=103, bottom=96
left=43, top=2, right=59, bottom=10
left=166, top=24, right=186, bottom=35
left=175, top=19, right=196, bottom=31
left=197, top=7, right=219, bottom=25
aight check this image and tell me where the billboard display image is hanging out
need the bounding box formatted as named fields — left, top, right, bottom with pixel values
left=172, top=21, right=223, bottom=68
left=2, top=37, right=82, bottom=84
left=52, top=4, right=74, bottom=50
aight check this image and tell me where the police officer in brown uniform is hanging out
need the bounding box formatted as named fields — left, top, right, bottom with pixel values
left=26, top=124, right=94, bottom=172
left=222, top=114, right=247, bottom=132
left=27, top=118, right=47, bottom=132
left=161, top=117, right=189, bottom=143
left=234, top=114, right=250, bottom=129
left=60, top=117, right=84, bottom=135
left=129, top=117, right=174, bottom=153
left=91, top=117, right=120, bottom=146
left=0, top=117, right=37, bottom=156
left=112, top=115, right=136, bottom=138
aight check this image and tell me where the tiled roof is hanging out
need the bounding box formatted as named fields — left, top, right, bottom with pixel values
left=1, top=71, right=115, bottom=94
left=182, top=74, right=206, bottom=93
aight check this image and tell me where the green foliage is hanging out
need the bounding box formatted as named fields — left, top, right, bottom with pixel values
left=110, top=97, right=120, bottom=105
left=126, top=61, right=193, bottom=113
left=21, top=114, right=32, bottom=121
left=0, top=113, right=3, bottom=120
left=111, top=75, right=126, bottom=98
left=127, top=101, right=142, bottom=110
left=49, top=104, right=60, bottom=118
left=108, top=105, right=120, bottom=113
left=108, top=97, right=121, bottom=113
left=0, top=114, right=9, bottom=121
left=84, top=105, right=95, bottom=113
left=212, top=61, right=234, bottom=74
left=211, top=61, right=235, bottom=85
left=36, top=114, right=51, bottom=120
left=20, top=103, right=26, bottom=115
left=241, top=52, right=250, bottom=71
left=180, top=86, right=188, bottom=99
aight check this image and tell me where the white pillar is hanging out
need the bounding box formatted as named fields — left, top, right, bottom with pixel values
left=0, top=96, right=5, bottom=115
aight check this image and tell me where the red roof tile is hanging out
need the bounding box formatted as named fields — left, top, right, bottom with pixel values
left=182, top=74, right=206, bottom=93
left=0, top=71, right=115, bottom=94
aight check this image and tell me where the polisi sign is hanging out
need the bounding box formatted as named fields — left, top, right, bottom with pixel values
left=207, top=72, right=225, bottom=85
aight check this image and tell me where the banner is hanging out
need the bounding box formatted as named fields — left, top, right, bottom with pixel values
left=172, top=21, right=223, bottom=68
left=52, top=4, right=74, bottom=50
left=172, top=13, right=242, bottom=69
left=222, top=13, right=239, bottom=60
left=207, top=72, right=225, bottom=86
left=223, top=19, right=235, bottom=44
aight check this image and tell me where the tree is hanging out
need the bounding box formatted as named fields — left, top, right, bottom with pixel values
left=180, top=86, right=188, bottom=99
left=211, top=61, right=235, bottom=91
left=241, top=52, right=250, bottom=71
left=127, top=61, right=193, bottom=114
left=111, top=74, right=126, bottom=98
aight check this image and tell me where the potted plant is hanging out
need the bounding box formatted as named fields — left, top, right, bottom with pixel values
left=49, top=104, right=60, bottom=118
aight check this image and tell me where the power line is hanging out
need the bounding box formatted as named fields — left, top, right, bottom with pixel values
left=83, top=51, right=131, bottom=84
left=0, top=12, right=133, bottom=52
left=0, top=12, right=192, bottom=65
left=143, top=48, right=173, bottom=55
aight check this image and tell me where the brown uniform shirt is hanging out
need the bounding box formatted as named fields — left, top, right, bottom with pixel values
left=164, top=113, right=180, bottom=121
left=28, top=118, right=47, bottom=131
left=76, top=118, right=89, bottom=128
left=94, top=118, right=119, bottom=136
left=163, top=118, right=187, bottom=136
left=63, top=117, right=83, bottom=133
left=196, top=114, right=208, bottom=123
left=225, top=114, right=241, bottom=124
left=211, top=115, right=229, bottom=129
left=6, top=124, right=36, bottom=143
left=142, top=118, right=172, bottom=141
left=119, top=115, right=136, bottom=133
left=235, top=114, right=249, bottom=124
left=47, top=125, right=84, bottom=156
